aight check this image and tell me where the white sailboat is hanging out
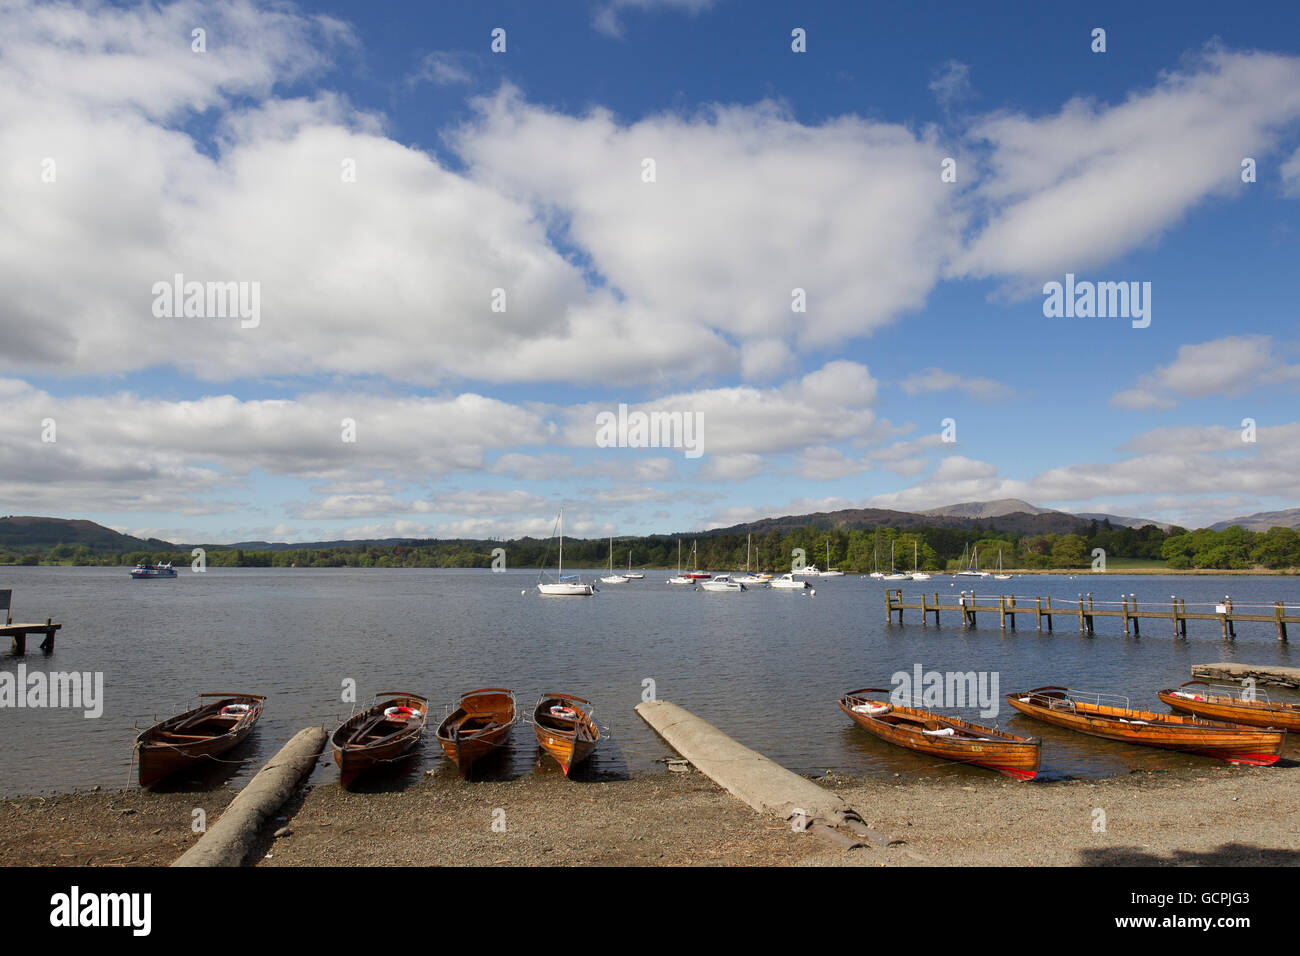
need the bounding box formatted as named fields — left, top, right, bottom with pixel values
left=881, top=540, right=910, bottom=581
left=624, top=550, right=644, bottom=579
left=667, top=539, right=692, bottom=585
left=537, top=509, right=595, bottom=595
left=954, top=543, right=990, bottom=578
left=869, top=542, right=885, bottom=579
left=910, top=540, right=931, bottom=581
left=820, top=540, right=845, bottom=577
left=993, top=548, right=1012, bottom=581
left=600, top=536, right=629, bottom=584
left=733, top=533, right=770, bottom=584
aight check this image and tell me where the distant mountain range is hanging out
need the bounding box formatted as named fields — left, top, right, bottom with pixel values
left=701, top=498, right=1170, bottom=538
left=1208, top=508, right=1300, bottom=532
left=2, top=500, right=1296, bottom=554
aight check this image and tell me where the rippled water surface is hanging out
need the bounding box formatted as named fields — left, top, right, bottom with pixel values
left=2, top=567, right=1298, bottom=795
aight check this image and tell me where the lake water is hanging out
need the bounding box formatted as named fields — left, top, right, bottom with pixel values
left=2, top=566, right=1298, bottom=796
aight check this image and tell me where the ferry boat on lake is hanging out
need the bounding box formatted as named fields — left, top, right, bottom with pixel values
left=129, top=562, right=177, bottom=579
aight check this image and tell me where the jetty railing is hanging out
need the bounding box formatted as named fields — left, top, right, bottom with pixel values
left=884, top=589, right=1298, bottom=641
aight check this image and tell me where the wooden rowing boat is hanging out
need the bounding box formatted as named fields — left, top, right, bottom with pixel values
left=435, top=687, right=517, bottom=776
left=838, top=688, right=1041, bottom=780
left=331, top=692, right=428, bottom=785
left=1007, top=686, right=1286, bottom=765
left=135, top=693, right=264, bottom=788
left=1158, top=680, right=1300, bottom=733
left=533, top=693, right=599, bottom=776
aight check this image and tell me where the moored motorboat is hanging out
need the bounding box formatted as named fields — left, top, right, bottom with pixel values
left=331, top=692, right=428, bottom=784
left=700, top=573, right=746, bottom=592
left=1158, top=681, right=1300, bottom=733
left=838, top=688, right=1040, bottom=780
left=533, top=693, right=599, bottom=775
left=435, top=688, right=517, bottom=776
left=1007, top=686, right=1286, bottom=765
left=770, top=572, right=811, bottom=589
left=135, top=693, right=264, bottom=787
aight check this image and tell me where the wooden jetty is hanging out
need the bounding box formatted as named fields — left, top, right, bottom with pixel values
left=1191, top=662, right=1300, bottom=689
left=885, top=589, right=1298, bottom=642
left=0, top=589, right=61, bottom=654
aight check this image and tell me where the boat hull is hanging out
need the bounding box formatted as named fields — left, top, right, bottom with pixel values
left=533, top=693, right=599, bottom=775
left=1007, top=688, right=1285, bottom=765
left=1158, top=685, right=1300, bottom=733
left=839, top=691, right=1040, bottom=780
left=331, top=693, right=428, bottom=785
left=435, top=688, right=517, bottom=776
left=135, top=694, right=264, bottom=788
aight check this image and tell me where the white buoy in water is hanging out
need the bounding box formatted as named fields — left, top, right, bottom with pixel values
left=521, top=590, right=526, bottom=596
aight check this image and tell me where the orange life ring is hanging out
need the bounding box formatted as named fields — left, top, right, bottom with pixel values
left=550, top=705, right=578, bottom=719
left=385, top=706, right=420, bottom=720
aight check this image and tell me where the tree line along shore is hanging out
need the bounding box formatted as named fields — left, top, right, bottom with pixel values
left=5, top=521, right=1299, bottom=574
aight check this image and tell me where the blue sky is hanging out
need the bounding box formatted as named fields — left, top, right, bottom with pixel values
left=3, top=0, right=1300, bottom=543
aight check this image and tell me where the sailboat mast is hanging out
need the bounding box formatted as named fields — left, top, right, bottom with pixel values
left=558, top=509, right=564, bottom=575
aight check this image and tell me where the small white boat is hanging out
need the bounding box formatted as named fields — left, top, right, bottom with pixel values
left=537, top=509, right=595, bottom=596
left=910, top=541, right=931, bottom=581
left=793, top=564, right=821, bottom=577
left=820, top=541, right=845, bottom=576
left=700, top=573, right=746, bottom=592
left=993, top=548, right=1012, bottom=580
left=953, top=543, right=990, bottom=578
left=667, top=539, right=693, bottom=585
left=771, top=573, right=811, bottom=589
left=868, top=543, right=885, bottom=578
left=624, top=551, right=644, bottom=579
left=881, top=541, right=911, bottom=581
left=600, top=537, right=629, bottom=584
left=733, top=534, right=769, bottom=584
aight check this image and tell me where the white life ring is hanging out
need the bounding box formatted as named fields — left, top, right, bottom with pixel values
left=550, top=705, right=578, bottom=719
left=852, top=702, right=891, bottom=716
left=220, top=704, right=251, bottom=717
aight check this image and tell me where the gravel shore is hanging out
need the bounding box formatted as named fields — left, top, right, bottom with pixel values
left=3, top=756, right=1297, bottom=867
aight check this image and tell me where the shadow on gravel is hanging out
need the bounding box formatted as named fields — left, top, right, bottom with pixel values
left=1080, top=843, right=1300, bottom=866
left=146, top=733, right=262, bottom=793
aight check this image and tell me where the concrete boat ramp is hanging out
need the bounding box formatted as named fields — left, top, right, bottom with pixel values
left=637, top=700, right=923, bottom=863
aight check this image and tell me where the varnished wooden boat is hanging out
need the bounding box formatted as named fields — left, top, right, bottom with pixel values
left=838, top=688, right=1041, bottom=780
left=1158, top=680, right=1300, bottom=733
left=533, top=693, right=599, bottom=776
left=1008, top=686, right=1286, bottom=765
left=331, top=692, right=428, bottom=785
left=435, top=687, right=517, bottom=776
left=135, top=693, right=264, bottom=787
